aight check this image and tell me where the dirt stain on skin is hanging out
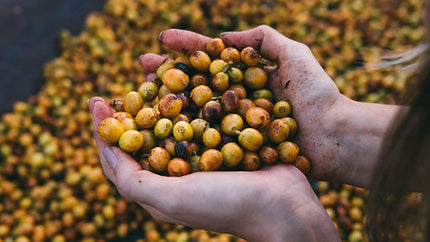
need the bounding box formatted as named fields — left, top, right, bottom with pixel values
left=284, top=80, right=290, bottom=89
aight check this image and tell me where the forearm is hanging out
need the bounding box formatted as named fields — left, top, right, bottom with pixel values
left=311, top=95, right=407, bottom=187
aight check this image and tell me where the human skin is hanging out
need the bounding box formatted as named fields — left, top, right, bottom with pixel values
left=89, top=25, right=402, bottom=240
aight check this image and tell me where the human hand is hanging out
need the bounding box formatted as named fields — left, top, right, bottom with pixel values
left=220, top=25, right=400, bottom=187
left=89, top=28, right=340, bottom=241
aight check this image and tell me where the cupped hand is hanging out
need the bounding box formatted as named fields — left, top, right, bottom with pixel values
left=89, top=28, right=340, bottom=241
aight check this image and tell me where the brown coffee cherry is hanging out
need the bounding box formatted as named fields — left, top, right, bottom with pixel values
left=167, top=158, right=191, bottom=177
left=221, top=90, right=239, bottom=113
left=220, top=47, right=241, bottom=64
left=254, top=98, right=273, bottom=115
left=160, top=137, right=177, bottom=156
left=240, top=46, right=260, bottom=66
left=259, top=146, right=278, bottom=165
left=202, top=101, right=222, bottom=123
left=190, top=74, right=209, bottom=89
left=174, top=140, right=193, bottom=159
left=228, top=84, right=247, bottom=99
left=241, top=152, right=260, bottom=171
left=293, top=155, right=311, bottom=175
left=237, top=98, right=256, bottom=119
left=140, top=130, right=156, bottom=153
left=206, top=38, right=225, bottom=57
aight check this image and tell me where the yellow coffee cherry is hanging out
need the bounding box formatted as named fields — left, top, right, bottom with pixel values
left=124, top=91, right=143, bottom=116
left=277, top=141, right=299, bottom=163
left=135, top=107, right=159, bottom=129
left=119, top=130, right=144, bottom=152
left=98, top=118, right=125, bottom=143
left=273, top=100, right=292, bottom=118
left=173, top=121, right=193, bottom=141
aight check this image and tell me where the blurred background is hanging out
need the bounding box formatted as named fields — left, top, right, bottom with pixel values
left=0, top=0, right=105, bottom=114
left=0, top=0, right=426, bottom=241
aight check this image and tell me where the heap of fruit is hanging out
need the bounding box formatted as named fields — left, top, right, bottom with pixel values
left=98, top=39, right=311, bottom=176
left=0, top=0, right=425, bottom=241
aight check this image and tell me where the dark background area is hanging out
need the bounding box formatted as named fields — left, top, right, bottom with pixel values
left=0, top=0, right=105, bottom=114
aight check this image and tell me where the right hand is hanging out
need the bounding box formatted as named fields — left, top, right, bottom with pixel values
left=220, top=25, right=346, bottom=183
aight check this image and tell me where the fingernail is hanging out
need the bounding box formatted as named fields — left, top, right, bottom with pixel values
left=159, top=30, right=165, bottom=41
left=220, top=32, right=232, bottom=38
left=103, top=147, right=118, bottom=170
left=89, top=97, right=103, bottom=112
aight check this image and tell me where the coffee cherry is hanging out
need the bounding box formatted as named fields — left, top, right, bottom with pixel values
left=241, top=152, right=260, bottom=171
left=253, top=89, right=273, bottom=101
left=174, top=140, right=192, bottom=159
left=259, top=146, right=278, bottom=165
left=206, top=38, right=225, bottom=57
left=173, top=121, right=193, bottom=141
left=199, top=149, right=223, bottom=171
left=277, top=141, right=299, bottom=163
left=113, top=112, right=133, bottom=122
left=221, top=114, right=243, bottom=136
left=228, top=84, right=247, bottom=99
left=110, top=100, right=125, bottom=112
left=121, top=118, right=137, bottom=131
left=140, top=130, right=156, bottom=153
left=190, top=74, right=209, bottom=88
left=158, top=85, right=173, bottom=99
left=211, top=72, right=229, bottom=93
left=158, top=94, right=182, bottom=118
left=268, top=119, right=290, bottom=144
left=237, top=128, right=263, bottom=151
left=190, top=85, right=213, bottom=107
left=175, top=92, right=190, bottom=109
left=148, top=147, right=170, bottom=172
left=240, top=46, right=260, bottom=66
left=138, top=82, right=159, bottom=101
left=273, top=101, right=292, bottom=118
left=202, top=101, right=222, bottom=123
left=174, top=62, right=192, bottom=77
left=160, top=137, right=177, bottom=156
left=227, top=67, right=244, bottom=84
left=153, top=118, right=173, bottom=140
left=119, top=130, right=144, bottom=152
left=221, top=90, right=239, bottom=113
left=281, top=117, right=298, bottom=138
left=254, top=98, right=273, bottom=114
left=190, top=118, right=209, bottom=142
left=162, top=68, right=189, bottom=92
left=124, top=91, right=143, bottom=116
left=171, top=114, right=190, bottom=124
left=221, top=142, right=244, bottom=167
left=135, top=108, right=159, bottom=129
left=245, top=107, right=270, bottom=129
left=237, top=99, right=256, bottom=119
left=243, top=67, right=267, bottom=89
left=167, top=158, right=191, bottom=177
left=190, top=51, right=211, bottom=71
left=293, top=155, right=311, bottom=175
left=202, top=128, right=221, bottom=148
left=156, top=62, right=174, bottom=79
left=209, top=59, right=227, bottom=75
left=98, top=118, right=125, bottom=143
left=220, top=47, right=241, bottom=64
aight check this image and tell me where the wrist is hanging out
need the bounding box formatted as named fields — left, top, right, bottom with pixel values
left=312, top=95, right=405, bottom=187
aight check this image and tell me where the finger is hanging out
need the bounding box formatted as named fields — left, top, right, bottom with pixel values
left=138, top=53, right=167, bottom=73
left=104, top=146, right=184, bottom=209
left=159, top=29, right=212, bottom=55
left=220, top=25, right=312, bottom=62
left=89, top=97, right=117, bottom=182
